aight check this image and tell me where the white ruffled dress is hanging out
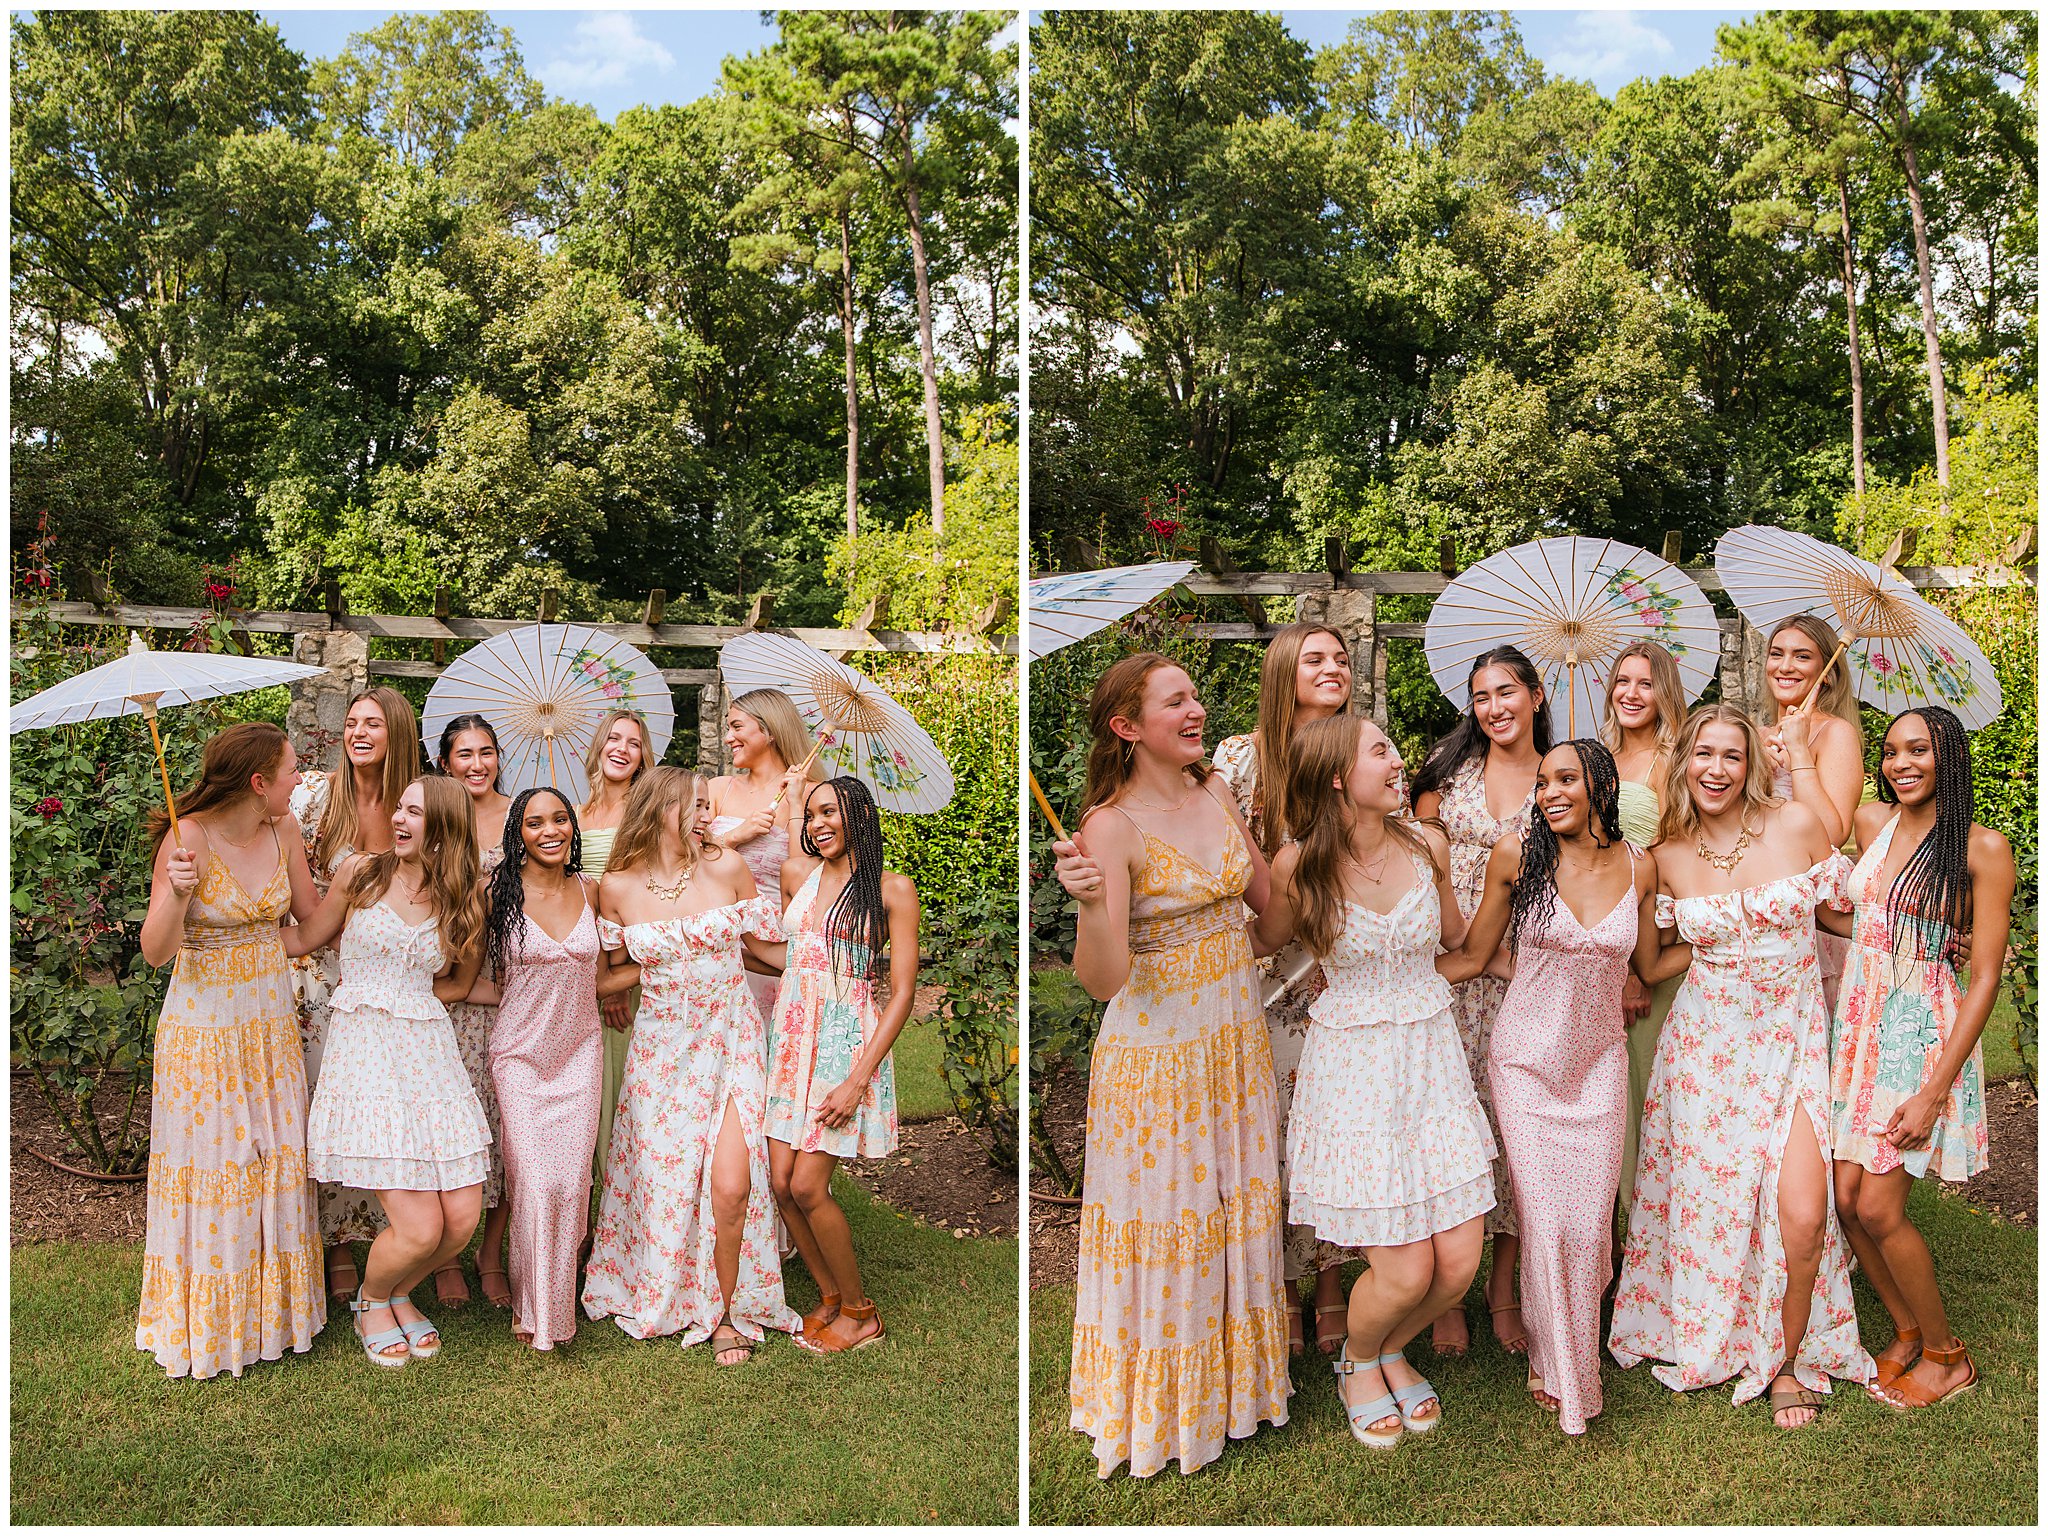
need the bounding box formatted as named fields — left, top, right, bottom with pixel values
left=1286, top=852, right=1498, bottom=1247
left=306, top=902, right=492, bottom=1192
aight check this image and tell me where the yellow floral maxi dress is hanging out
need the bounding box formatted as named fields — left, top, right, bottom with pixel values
left=136, top=840, right=327, bottom=1379
left=1069, top=806, right=1291, bottom=1479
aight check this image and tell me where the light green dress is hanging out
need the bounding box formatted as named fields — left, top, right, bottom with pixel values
left=1614, top=778, right=1679, bottom=1218
left=584, top=825, right=633, bottom=1185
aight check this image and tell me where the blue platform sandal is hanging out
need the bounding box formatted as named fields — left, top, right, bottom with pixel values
left=1380, top=1350, right=1441, bottom=1434
left=1334, top=1343, right=1405, bottom=1448
left=351, top=1292, right=409, bottom=1369
left=389, top=1293, right=440, bottom=1360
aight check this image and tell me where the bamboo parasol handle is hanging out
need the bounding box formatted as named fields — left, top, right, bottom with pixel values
left=1796, top=639, right=1852, bottom=715
left=767, top=738, right=829, bottom=811
left=138, top=698, right=184, bottom=849
left=1029, top=771, right=1069, bottom=844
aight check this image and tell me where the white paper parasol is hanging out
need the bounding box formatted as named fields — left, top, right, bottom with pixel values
left=1026, top=561, right=1196, bottom=662
left=421, top=624, right=675, bottom=802
left=718, top=631, right=954, bottom=814
left=1714, top=525, right=2001, bottom=728
left=1425, top=536, right=1721, bottom=739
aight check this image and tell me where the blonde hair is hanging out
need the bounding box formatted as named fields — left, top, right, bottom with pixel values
left=317, top=687, right=424, bottom=869
left=606, top=765, right=723, bottom=878
left=1658, top=703, right=1783, bottom=845
left=1078, top=652, right=1210, bottom=822
left=1283, top=715, right=1441, bottom=958
left=1251, top=623, right=1351, bottom=855
left=1598, top=640, right=1686, bottom=768
left=580, top=709, right=655, bottom=812
left=1768, top=614, right=1863, bottom=749
left=344, top=775, right=486, bottom=967
left=730, top=688, right=824, bottom=782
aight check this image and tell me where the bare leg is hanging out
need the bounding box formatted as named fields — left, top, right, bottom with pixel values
left=362, top=1189, right=446, bottom=1355
left=708, top=1099, right=754, bottom=1364
left=768, top=1138, right=838, bottom=1316
left=468, top=1197, right=512, bottom=1306
left=1342, top=1241, right=1434, bottom=1434
left=1834, top=1161, right=1918, bottom=1377
left=1312, top=1262, right=1347, bottom=1353
left=792, top=1151, right=879, bottom=1348
left=1486, top=1232, right=1527, bottom=1353
left=1772, top=1104, right=1829, bottom=1428
left=326, top=1241, right=360, bottom=1300
left=1381, top=1218, right=1484, bottom=1420
left=1855, top=1168, right=1970, bottom=1399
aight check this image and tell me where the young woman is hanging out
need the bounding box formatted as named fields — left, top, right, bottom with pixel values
left=584, top=768, right=799, bottom=1362
left=1211, top=623, right=1364, bottom=1358
left=1249, top=715, right=1487, bottom=1449
left=708, top=688, right=819, bottom=1020
left=1600, top=642, right=1684, bottom=1218
left=435, top=714, right=510, bottom=1307
left=1051, top=653, right=1289, bottom=1478
left=766, top=776, right=919, bottom=1355
left=287, top=776, right=491, bottom=1369
left=580, top=709, right=653, bottom=1190
left=1822, top=705, right=2013, bottom=1410
left=289, top=685, right=423, bottom=1299
left=136, top=723, right=327, bottom=1379
left=1409, top=646, right=1549, bottom=1355
left=1759, top=614, right=1866, bottom=1011
left=1441, top=740, right=1649, bottom=1435
left=479, top=788, right=623, bottom=1351
left=1610, top=705, right=1873, bottom=1428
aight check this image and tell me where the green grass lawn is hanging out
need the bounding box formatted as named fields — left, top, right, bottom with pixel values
left=1029, top=1180, right=2036, bottom=1523
left=892, top=1015, right=952, bottom=1122
left=12, top=1178, right=1018, bottom=1525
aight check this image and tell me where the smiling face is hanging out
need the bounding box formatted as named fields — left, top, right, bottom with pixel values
left=725, top=707, right=775, bottom=771
left=687, top=779, right=714, bottom=846
left=1609, top=655, right=1659, bottom=737
left=803, top=782, right=846, bottom=860
left=249, top=739, right=302, bottom=820
left=1293, top=630, right=1352, bottom=718
left=1343, top=719, right=1406, bottom=814
left=1471, top=662, right=1541, bottom=751
left=1685, top=721, right=1749, bottom=818
left=1114, top=665, right=1206, bottom=769
left=1766, top=625, right=1828, bottom=710
left=599, top=719, right=645, bottom=784
left=1535, top=745, right=1594, bottom=839
left=1880, top=713, right=1938, bottom=808
left=343, top=697, right=389, bottom=772
left=390, top=780, right=427, bottom=860
left=445, top=727, right=500, bottom=799
left=521, top=791, right=576, bottom=870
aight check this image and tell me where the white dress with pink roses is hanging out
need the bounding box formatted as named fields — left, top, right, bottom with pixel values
left=1608, top=854, right=1874, bottom=1405
left=580, top=898, right=801, bottom=1347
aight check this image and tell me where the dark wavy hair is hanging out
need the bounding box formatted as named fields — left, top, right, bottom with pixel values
left=436, top=712, right=504, bottom=794
left=1410, top=645, right=1554, bottom=808
left=1507, top=740, right=1622, bottom=956
left=1875, top=705, right=1974, bottom=966
left=485, top=787, right=583, bottom=976
left=799, top=775, right=888, bottom=977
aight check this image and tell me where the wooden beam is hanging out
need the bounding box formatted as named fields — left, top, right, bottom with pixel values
left=974, top=594, right=1012, bottom=635
left=87, top=572, right=113, bottom=611
left=538, top=588, right=560, bottom=623
left=1878, top=525, right=1919, bottom=572
left=1058, top=534, right=1103, bottom=571
left=742, top=592, right=774, bottom=630
left=2003, top=527, right=2036, bottom=566
left=641, top=588, right=667, bottom=626
left=323, top=577, right=345, bottom=623
left=1438, top=536, right=1459, bottom=577
left=1661, top=530, right=1683, bottom=564
left=432, top=585, right=450, bottom=666
left=1324, top=536, right=1351, bottom=583
left=854, top=591, right=889, bottom=633
left=370, top=658, right=720, bottom=687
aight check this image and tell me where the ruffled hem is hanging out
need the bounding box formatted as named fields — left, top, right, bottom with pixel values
left=329, top=988, right=446, bottom=1022
left=308, top=1095, right=490, bottom=1162
left=135, top=1245, right=326, bottom=1381
left=1306, top=987, right=1455, bottom=1031
left=1291, top=1169, right=1497, bottom=1247
left=1070, top=1308, right=1292, bottom=1480
left=309, top=1148, right=490, bottom=1192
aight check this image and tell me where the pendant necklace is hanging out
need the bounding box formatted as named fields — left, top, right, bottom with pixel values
left=647, top=865, right=694, bottom=901
left=1696, top=827, right=1751, bottom=872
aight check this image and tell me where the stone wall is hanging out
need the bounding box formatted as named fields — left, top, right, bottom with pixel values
left=285, top=629, right=369, bottom=771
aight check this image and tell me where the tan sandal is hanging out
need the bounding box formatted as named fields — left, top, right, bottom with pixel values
left=1489, top=1301, right=1529, bottom=1356
left=325, top=1247, right=360, bottom=1302
left=711, top=1322, right=757, bottom=1368
left=1872, top=1324, right=1923, bottom=1388
left=1285, top=1294, right=1304, bottom=1358
left=1879, top=1338, right=1977, bottom=1409
left=1314, top=1303, right=1349, bottom=1355
left=1527, top=1370, right=1559, bottom=1413
left=433, top=1263, right=470, bottom=1309
left=477, top=1263, right=512, bottom=1310
left=1767, top=1372, right=1825, bottom=1428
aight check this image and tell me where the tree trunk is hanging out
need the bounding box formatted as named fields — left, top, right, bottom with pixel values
left=899, top=118, right=946, bottom=535
left=838, top=203, right=860, bottom=563
left=1837, top=166, right=1867, bottom=506
left=1893, top=83, right=1951, bottom=494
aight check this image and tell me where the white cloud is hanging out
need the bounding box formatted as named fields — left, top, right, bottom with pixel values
left=1546, top=11, right=1676, bottom=89
left=537, top=12, right=675, bottom=94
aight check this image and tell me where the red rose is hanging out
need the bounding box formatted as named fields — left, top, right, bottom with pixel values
left=33, top=796, right=63, bottom=820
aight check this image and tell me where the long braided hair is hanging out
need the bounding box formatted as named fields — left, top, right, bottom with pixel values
left=1507, top=740, right=1623, bottom=956
left=1410, top=646, right=1553, bottom=808
left=485, top=787, right=583, bottom=976
left=1875, top=704, right=1974, bottom=966
left=800, top=776, right=889, bottom=977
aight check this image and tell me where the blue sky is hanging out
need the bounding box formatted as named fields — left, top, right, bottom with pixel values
left=258, top=9, right=776, bottom=121
left=1278, top=9, right=1752, bottom=93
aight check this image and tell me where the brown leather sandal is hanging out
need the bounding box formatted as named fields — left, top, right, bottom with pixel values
left=1767, top=1373, right=1826, bottom=1428
left=799, top=1292, right=842, bottom=1345
left=804, top=1297, right=884, bottom=1354
left=1880, top=1338, right=1977, bottom=1409
left=1873, top=1324, right=1923, bottom=1388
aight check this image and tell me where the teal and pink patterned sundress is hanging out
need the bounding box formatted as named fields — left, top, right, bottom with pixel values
left=764, top=868, right=898, bottom=1158
left=1829, top=814, right=1989, bottom=1181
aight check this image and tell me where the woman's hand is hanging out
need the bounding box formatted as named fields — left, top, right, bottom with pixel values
left=1054, top=840, right=1106, bottom=906
left=1778, top=706, right=1813, bottom=762
left=601, top=991, right=633, bottom=1030
left=816, top=1074, right=867, bottom=1130
left=1622, top=971, right=1650, bottom=1024
left=165, top=846, right=201, bottom=898
left=1882, top=1089, right=1942, bottom=1153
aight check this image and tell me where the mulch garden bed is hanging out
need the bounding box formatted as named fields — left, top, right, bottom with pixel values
left=1026, top=1061, right=1088, bottom=1290
left=12, top=1066, right=1017, bottom=1247
left=1953, top=1074, right=2036, bottom=1227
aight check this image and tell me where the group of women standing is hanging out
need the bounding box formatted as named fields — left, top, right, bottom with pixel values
left=134, top=682, right=917, bottom=1380
left=1054, top=616, right=2013, bottom=1477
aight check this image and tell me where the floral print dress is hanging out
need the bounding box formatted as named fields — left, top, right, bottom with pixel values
left=582, top=898, right=800, bottom=1345
left=1609, top=854, right=1874, bottom=1404
left=1829, top=814, right=1988, bottom=1181
left=1212, top=734, right=1365, bottom=1283
left=1434, top=755, right=1533, bottom=1238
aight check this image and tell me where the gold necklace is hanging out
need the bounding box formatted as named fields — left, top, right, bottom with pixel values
left=646, top=864, right=693, bottom=901
left=1696, top=827, right=1751, bottom=872
left=1124, top=784, right=1195, bottom=815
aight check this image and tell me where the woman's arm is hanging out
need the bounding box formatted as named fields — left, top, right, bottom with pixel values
left=816, top=873, right=922, bottom=1130
left=1209, top=774, right=1271, bottom=915
left=1248, top=844, right=1300, bottom=958
left=281, top=853, right=361, bottom=958
left=139, top=825, right=207, bottom=968
left=1633, top=846, right=1692, bottom=984
left=1779, top=709, right=1862, bottom=847
left=433, top=941, right=486, bottom=1005
left=1059, top=812, right=1138, bottom=1003
left=1883, top=826, right=2015, bottom=1152
left=1424, top=825, right=1470, bottom=952
left=1438, top=836, right=1516, bottom=984
left=280, top=815, right=321, bottom=924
